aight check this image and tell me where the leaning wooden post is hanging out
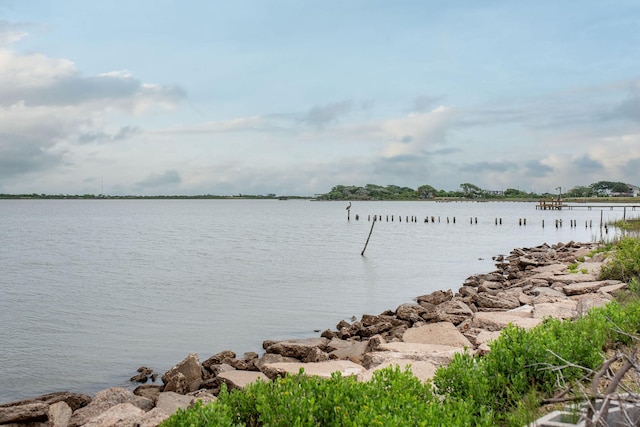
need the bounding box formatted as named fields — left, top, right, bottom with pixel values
left=361, top=216, right=377, bottom=256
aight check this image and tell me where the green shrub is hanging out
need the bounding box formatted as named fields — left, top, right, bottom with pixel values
left=599, top=236, right=640, bottom=283
left=161, top=367, right=494, bottom=427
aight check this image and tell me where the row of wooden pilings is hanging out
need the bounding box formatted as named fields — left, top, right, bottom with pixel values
left=350, top=214, right=607, bottom=230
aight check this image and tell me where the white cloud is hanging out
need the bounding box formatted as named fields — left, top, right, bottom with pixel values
left=380, top=106, right=454, bottom=158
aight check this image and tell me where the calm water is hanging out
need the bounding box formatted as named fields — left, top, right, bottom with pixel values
left=0, top=199, right=633, bottom=403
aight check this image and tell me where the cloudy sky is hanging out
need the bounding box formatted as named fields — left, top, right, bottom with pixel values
left=1, top=1, right=639, bottom=196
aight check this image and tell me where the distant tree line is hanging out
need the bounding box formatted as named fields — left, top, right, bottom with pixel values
left=316, top=181, right=638, bottom=201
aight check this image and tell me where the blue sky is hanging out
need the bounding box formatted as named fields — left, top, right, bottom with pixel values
left=1, top=1, right=639, bottom=196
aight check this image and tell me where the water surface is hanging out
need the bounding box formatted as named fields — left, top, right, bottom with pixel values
left=0, top=199, right=631, bottom=403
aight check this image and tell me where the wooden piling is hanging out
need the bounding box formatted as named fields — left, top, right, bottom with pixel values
left=361, top=216, right=377, bottom=256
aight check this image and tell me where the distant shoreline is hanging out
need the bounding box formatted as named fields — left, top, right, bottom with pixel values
left=1, top=194, right=639, bottom=204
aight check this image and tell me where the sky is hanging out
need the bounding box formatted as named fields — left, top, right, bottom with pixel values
left=1, top=1, right=640, bottom=196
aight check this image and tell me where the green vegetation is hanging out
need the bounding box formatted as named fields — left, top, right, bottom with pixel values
left=611, top=217, right=640, bottom=233
left=162, top=238, right=640, bottom=427
left=316, top=180, right=638, bottom=201
left=162, top=298, right=640, bottom=426
left=599, top=236, right=640, bottom=284
left=1, top=179, right=637, bottom=201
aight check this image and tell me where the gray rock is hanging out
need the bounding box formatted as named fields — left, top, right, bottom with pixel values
left=402, top=322, right=473, bottom=348
left=161, top=353, right=203, bottom=394
left=416, top=289, right=453, bottom=306
left=69, top=387, right=153, bottom=427
left=48, top=401, right=72, bottom=427
left=0, top=391, right=91, bottom=412
left=0, top=401, right=49, bottom=424
left=81, top=402, right=145, bottom=427
left=434, top=299, right=474, bottom=324
left=471, top=311, right=542, bottom=331
left=133, top=384, right=163, bottom=402
left=217, top=371, right=269, bottom=390
left=263, top=337, right=329, bottom=359
left=474, top=291, right=520, bottom=310
left=304, top=347, right=330, bottom=363
left=329, top=339, right=368, bottom=363
left=395, top=303, right=428, bottom=323
left=563, top=280, right=620, bottom=296
left=254, top=353, right=299, bottom=372
left=155, top=391, right=195, bottom=416
left=202, top=350, right=236, bottom=370
left=261, top=360, right=365, bottom=380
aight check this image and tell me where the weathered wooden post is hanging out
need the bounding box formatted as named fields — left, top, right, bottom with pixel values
left=361, top=216, right=377, bottom=256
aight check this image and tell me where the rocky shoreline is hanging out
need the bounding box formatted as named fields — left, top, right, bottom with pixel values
left=1, top=240, right=626, bottom=427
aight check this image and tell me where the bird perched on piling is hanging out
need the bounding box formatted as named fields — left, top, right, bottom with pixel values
left=346, top=202, right=352, bottom=210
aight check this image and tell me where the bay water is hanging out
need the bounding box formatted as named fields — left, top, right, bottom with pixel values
left=0, top=199, right=632, bottom=403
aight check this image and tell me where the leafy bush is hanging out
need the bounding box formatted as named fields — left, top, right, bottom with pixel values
left=599, top=236, right=640, bottom=283
left=162, top=367, right=493, bottom=427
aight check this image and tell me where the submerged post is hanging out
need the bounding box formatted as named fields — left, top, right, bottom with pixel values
left=361, top=216, right=377, bottom=256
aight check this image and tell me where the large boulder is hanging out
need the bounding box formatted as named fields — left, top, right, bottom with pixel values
left=402, top=322, right=473, bottom=348
left=155, top=391, right=196, bottom=416
left=327, top=339, right=369, bottom=363
left=217, top=371, right=269, bottom=390
left=253, top=353, right=300, bottom=372
left=474, top=291, right=521, bottom=310
left=0, top=401, right=49, bottom=424
left=416, top=289, right=453, bottom=306
left=0, top=391, right=91, bottom=412
left=395, top=303, right=430, bottom=323
left=263, top=337, right=329, bottom=359
left=563, top=280, right=621, bottom=296
left=161, top=353, right=203, bottom=394
left=362, top=343, right=467, bottom=369
left=532, top=300, right=578, bottom=320
left=261, top=360, right=365, bottom=380
left=471, top=310, right=542, bottom=331
left=202, top=350, right=236, bottom=371
left=434, top=299, right=474, bottom=324
left=69, top=387, right=154, bottom=427
left=48, top=401, right=73, bottom=427
left=81, top=402, right=145, bottom=427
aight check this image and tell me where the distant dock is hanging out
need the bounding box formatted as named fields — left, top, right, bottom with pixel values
left=536, top=200, right=564, bottom=210
left=537, top=199, right=640, bottom=211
